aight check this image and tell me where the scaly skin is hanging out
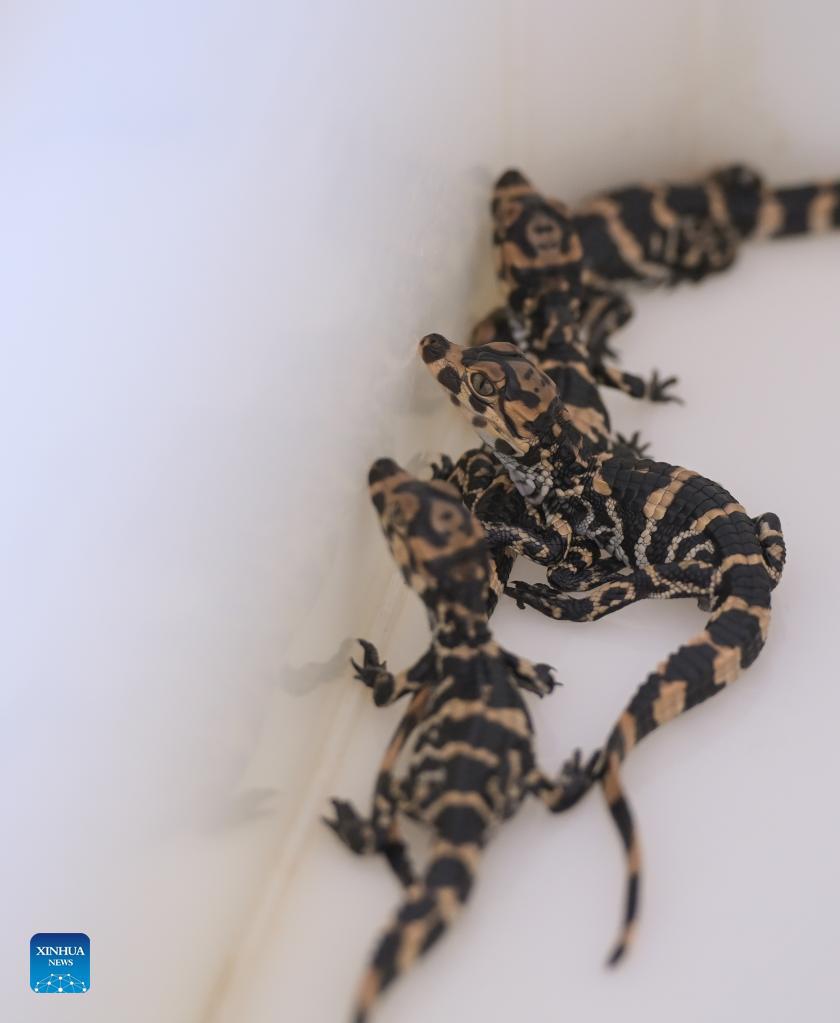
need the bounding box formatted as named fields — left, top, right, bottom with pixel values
left=436, top=185, right=682, bottom=609
left=420, top=334, right=786, bottom=964
left=457, top=164, right=838, bottom=535
left=576, top=162, right=840, bottom=283
left=474, top=168, right=682, bottom=411
left=325, top=460, right=591, bottom=1022
left=485, top=164, right=840, bottom=357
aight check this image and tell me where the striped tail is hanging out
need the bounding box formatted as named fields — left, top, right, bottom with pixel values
left=352, top=839, right=479, bottom=1022
left=743, top=181, right=840, bottom=239
left=712, top=165, right=840, bottom=238
left=597, top=552, right=776, bottom=964
left=600, top=750, right=640, bottom=965
left=755, top=511, right=786, bottom=587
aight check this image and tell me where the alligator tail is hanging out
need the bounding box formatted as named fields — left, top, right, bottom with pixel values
left=352, top=838, right=479, bottom=1022
left=600, top=748, right=641, bottom=965
left=753, top=181, right=840, bottom=238
left=597, top=538, right=779, bottom=964
left=754, top=511, right=786, bottom=587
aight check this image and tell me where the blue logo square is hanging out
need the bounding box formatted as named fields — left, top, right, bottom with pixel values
left=30, top=933, right=90, bottom=993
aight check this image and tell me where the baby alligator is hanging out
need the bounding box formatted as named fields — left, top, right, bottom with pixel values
left=420, top=333, right=786, bottom=963
left=482, top=164, right=840, bottom=361
left=326, top=459, right=590, bottom=1021
left=473, top=168, right=682, bottom=417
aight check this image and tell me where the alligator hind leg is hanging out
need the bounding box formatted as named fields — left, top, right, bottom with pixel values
left=326, top=688, right=433, bottom=886
left=324, top=792, right=416, bottom=888
left=527, top=749, right=603, bottom=812
left=351, top=640, right=437, bottom=706
left=507, top=575, right=640, bottom=621
left=594, top=363, right=683, bottom=404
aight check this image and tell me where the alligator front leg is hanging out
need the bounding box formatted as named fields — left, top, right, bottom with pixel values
left=613, top=430, right=651, bottom=459
left=351, top=641, right=437, bottom=706
left=498, top=647, right=560, bottom=697
left=593, top=363, right=683, bottom=405
left=324, top=787, right=416, bottom=888
left=428, top=453, right=455, bottom=481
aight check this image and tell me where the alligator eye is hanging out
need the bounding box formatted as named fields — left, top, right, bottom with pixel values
left=391, top=507, right=407, bottom=528
left=469, top=371, right=496, bottom=398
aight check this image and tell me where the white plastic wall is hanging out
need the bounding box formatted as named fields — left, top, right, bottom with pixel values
left=4, top=3, right=839, bottom=1021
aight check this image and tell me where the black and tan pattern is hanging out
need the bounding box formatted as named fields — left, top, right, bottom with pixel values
left=326, top=460, right=589, bottom=1021
left=575, top=162, right=840, bottom=283
left=438, top=173, right=681, bottom=599
left=421, top=335, right=786, bottom=963
left=432, top=175, right=685, bottom=613
left=476, top=169, right=682, bottom=428
left=486, top=165, right=840, bottom=360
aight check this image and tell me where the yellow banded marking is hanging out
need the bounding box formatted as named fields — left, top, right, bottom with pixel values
left=432, top=839, right=482, bottom=872
left=718, top=552, right=765, bottom=574
left=756, top=195, right=784, bottom=237
left=643, top=468, right=697, bottom=521
left=650, top=188, right=679, bottom=230
left=424, top=789, right=493, bottom=824
left=411, top=741, right=500, bottom=770
left=690, top=501, right=746, bottom=534
left=422, top=699, right=531, bottom=737
left=652, top=680, right=688, bottom=725
left=705, top=180, right=730, bottom=226
left=808, top=187, right=838, bottom=233
left=618, top=710, right=637, bottom=753
left=585, top=197, right=668, bottom=279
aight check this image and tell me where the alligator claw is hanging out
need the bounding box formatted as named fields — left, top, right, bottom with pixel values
left=323, top=798, right=378, bottom=854
left=429, top=453, right=455, bottom=480
left=552, top=748, right=602, bottom=811
left=351, top=639, right=387, bottom=687
left=534, top=662, right=561, bottom=695
left=614, top=430, right=651, bottom=459
left=648, top=370, right=683, bottom=404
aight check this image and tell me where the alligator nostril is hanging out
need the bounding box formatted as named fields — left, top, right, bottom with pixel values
left=420, top=333, right=451, bottom=363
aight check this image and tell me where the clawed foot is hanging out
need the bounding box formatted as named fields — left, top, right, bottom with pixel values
left=323, top=798, right=379, bottom=854
left=505, top=580, right=553, bottom=610
left=505, top=580, right=528, bottom=610
left=614, top=430, right=650, bottom=459
left=647, top=370, right=683, bottom=404
left=429, top=453, right=455, bottom=480
left=553, top=748, right=603, bottom=811
left=531, top=662, right=560, bottom=696
left=514, top=657, right=561, bottom=697
left=349, top=634, right=388, bottom=683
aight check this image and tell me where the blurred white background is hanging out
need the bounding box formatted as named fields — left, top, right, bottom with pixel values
left=2, top=2, right=839, bottom=1021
